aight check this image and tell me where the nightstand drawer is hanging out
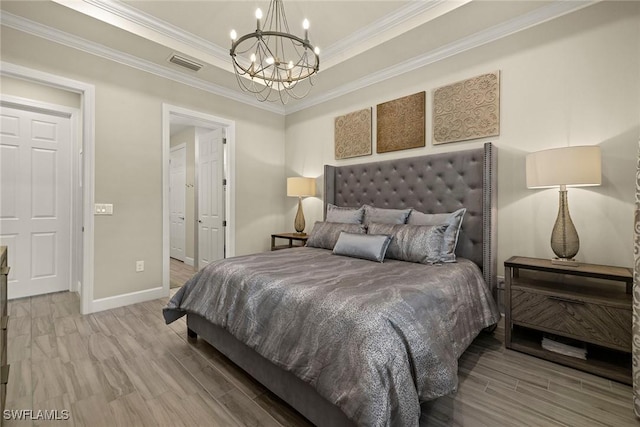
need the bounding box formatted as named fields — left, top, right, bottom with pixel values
left=511, top=289, right=631, bottom=351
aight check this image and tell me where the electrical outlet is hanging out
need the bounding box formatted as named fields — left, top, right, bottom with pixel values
left=136, top=260, right=144, bottom=272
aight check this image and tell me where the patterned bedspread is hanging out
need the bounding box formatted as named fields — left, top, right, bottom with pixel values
left=163, top=247, right=500, bottom=426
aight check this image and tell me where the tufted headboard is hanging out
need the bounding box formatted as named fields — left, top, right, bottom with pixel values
left=324, top=143, right=497, bottom=295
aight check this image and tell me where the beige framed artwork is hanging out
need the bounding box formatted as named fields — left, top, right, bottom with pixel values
left=433, top=71, right=500, bottom=145
left=334, top=108, right=372, bottom=160
left=376, top=92, right=425, bottom=153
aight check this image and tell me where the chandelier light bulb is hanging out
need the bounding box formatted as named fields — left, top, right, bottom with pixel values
left=314, top=46, right=320, bottom=55
left=229, top=0, right=320, bottom=104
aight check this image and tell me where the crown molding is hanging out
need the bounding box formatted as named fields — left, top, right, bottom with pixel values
left=59, top=0, right=467, bottom=75
left=80, top=0, right=230, bottom=68
left=1, top=12, right=285, bottom=115
left=321, top=0, right=470, bottom=70
left=285, top=0, right=598, bottom=114
left=2, top=1, right=598, bottom=116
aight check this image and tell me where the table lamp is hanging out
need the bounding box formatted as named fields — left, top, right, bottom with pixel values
left=287, top=177, right=316, bottom=235
left=526, top=145, right=601, bottom=266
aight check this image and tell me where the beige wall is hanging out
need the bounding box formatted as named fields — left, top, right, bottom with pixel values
left=1, top=75, right=81, bottom=108
left=170, top=127, right=196, bottom=262
left=1, top=27, right=286, bottom=300
left=285, top=2, right=640, bottom=274
left=2, top=1, right=637, bottom=304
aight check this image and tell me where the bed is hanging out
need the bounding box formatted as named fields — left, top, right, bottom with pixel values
left=164, top=143, right=499, bottom=427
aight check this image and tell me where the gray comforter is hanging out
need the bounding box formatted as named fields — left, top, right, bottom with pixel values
left=164, top=247, right=500, bottom=427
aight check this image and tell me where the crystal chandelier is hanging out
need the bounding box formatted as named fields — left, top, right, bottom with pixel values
left=230, top=0, right=320, bottom=104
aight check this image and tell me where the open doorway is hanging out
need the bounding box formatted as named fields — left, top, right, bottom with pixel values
left=162, top=105, right=235, bottom=292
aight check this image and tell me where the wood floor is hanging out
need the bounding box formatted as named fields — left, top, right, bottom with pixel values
left=170, top=258, right=195, bottom=289
left=4, top=290, right=637, bottom=426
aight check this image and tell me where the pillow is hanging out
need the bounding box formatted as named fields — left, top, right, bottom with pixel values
left=406, top=208, right=467, bottom=262
left=363, top=205, right=412, bottom=227
left=367, top=223, right=447, bottom=264
left=325, top=204, right=364, bottom=224
left=306, top=221, right=366, bottom=250
left=333, top=232, right=392, bottom=263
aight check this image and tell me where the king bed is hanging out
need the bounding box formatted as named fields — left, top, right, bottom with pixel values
left=164, top=143, right=499, bottom=426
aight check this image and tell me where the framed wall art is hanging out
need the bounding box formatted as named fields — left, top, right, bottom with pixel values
left=334, top=108, right=372, bottom=160
left=433, top=71, right=500, bottom=144
left=376, top=91, right=425, bottom=153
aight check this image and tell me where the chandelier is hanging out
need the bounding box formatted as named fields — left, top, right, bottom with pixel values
left=229, top=0, right=320, bottom=104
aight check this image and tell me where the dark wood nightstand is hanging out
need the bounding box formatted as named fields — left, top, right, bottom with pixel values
left=271, top=233, right=308, bottom=251
left=504, top=256, right=633, bottom=384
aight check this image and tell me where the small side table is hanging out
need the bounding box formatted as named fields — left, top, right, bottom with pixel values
left=504, top=256, right=632, bottom=384
left=271, top=233, right=308, bottom=251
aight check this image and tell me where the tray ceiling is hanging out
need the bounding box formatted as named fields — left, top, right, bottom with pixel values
left=0, top=0, right=595, bottom=114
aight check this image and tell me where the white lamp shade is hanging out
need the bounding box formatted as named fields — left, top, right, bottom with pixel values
left=526, top=145, right=602, bottom=188
left=287, top=177, right=316, bottom=197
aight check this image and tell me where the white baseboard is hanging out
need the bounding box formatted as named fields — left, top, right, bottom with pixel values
left=184, top=257, right=194, bottom=267
left=90, top=285, right=166, bottom=313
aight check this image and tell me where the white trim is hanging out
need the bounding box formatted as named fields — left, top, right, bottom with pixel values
left=0, top=95, right=79, bottom=299
left=321, top=0, right=470, bottom=70
left=162, top=104, right=236, bottom=296
left=57, top=0, right=468, bottom=74
left=80, top=0, right=230, bottom=69
left=0, top=12, right=285, bottom=116
left=91, top=285, right=165, bottom=313
left=2, top=1, right=596, bottom=116
left=286, top=0, right=598, bottom=114
left=184, top=257, right=194, bottom=267
left=0, top=61, right=96, bottom=315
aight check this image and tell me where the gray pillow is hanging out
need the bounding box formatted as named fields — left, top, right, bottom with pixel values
left=363, top=205, right=412, bottom=227
left=367, top=223, right=447, bottom=264
left=325, top=204, right=364, bottom=224
left=333, top=232, right=392, bottom=263
left=406, top=208, right=466, bottom=262
left=306, top=221, right=366, bottom=250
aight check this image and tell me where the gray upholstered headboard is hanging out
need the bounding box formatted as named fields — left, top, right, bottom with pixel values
left=324, top=143, right=497, bottom=295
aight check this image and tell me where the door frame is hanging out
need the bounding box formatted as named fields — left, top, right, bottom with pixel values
left=162, top=104, right=236, bottom=294
left=169, top=143, right=187, bottom=262
left=0, top=96, right=79, bottom=298
left=0, top=61, right=96, bottom=314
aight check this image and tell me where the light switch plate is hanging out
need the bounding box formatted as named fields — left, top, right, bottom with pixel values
left=94, top=203, right=113, bottom=215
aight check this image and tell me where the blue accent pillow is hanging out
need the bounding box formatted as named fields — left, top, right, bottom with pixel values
left=333, top=232, right=392, bottom=263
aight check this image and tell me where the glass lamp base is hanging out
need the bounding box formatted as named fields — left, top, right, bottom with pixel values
left=551, top=258, right=580, bottom=267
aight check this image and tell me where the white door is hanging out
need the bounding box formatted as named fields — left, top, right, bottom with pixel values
left=197, top=129, right=224, bottom=269
left=169, top=144, right=186, bottom=261
left=0, top=106, right=71, bottom=299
